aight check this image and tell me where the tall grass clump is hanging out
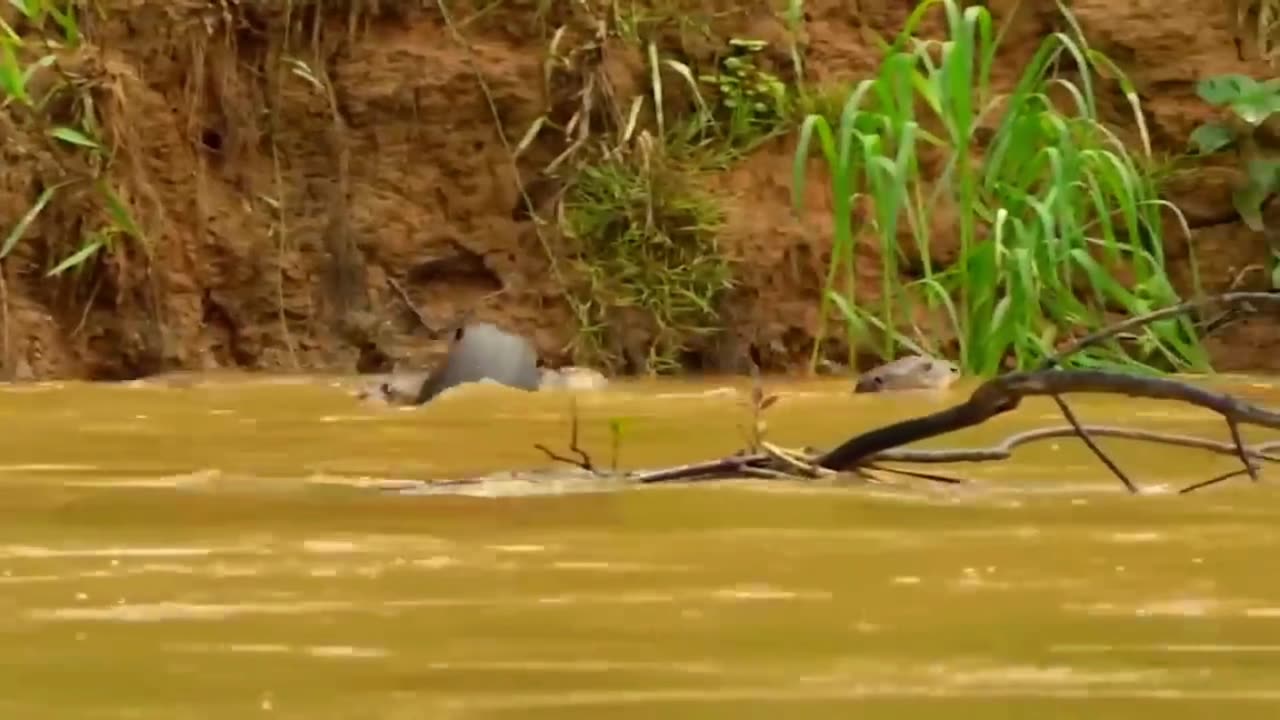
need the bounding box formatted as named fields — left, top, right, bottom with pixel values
left=560, top=135, right=732, bottom=373
left=538, top=12, right=738, bottom=375
left=793, top=0, right=1206, bottom=376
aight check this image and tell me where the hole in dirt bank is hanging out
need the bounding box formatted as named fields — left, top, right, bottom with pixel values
left=407, top=247, right=502, bottom=292
left=201, top=294, right=254, bottom=367
left=200, top=129, right=224, bottom=152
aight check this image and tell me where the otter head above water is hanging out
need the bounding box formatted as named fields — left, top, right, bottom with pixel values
left=853, top=355, right=960, bottom=394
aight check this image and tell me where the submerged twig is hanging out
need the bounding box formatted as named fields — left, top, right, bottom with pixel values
left=738, top=360, right=779, bottom=453
left=1226, top=418, right=1259, bottom=483
left=863, top=463, right=965, bottom=485
left=760, top=440, right=831, bottom=479
left=1050, top=393, right=1137, bottom=493
left=534, top=396, right=596, bottom=472
left=875, top=425, right=1280, bottom=464
left=1179, top=468, right=1252, bottom=494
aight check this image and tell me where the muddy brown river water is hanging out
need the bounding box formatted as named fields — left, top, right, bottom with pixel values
left=2, top=373, right=1280, bottom=718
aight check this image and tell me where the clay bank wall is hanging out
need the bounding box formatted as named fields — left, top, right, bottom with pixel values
left=0, top=0, right=1276, bottom=380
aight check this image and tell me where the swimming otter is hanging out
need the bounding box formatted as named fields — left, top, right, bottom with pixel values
left=361, top=322, right=542, bottom=406
left=853, top=355, right=960, bottom=393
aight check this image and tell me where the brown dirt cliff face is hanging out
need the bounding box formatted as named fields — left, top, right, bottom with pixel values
left=0, top=0, right=1274, bottom=380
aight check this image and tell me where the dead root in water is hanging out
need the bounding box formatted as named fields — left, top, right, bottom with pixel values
left=524, top=292, right=1280, bottom=496
left=533, top=396, right=598, bottom=472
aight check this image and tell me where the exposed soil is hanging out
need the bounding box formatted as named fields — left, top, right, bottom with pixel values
left=0, top=0, right=1277, bottom=381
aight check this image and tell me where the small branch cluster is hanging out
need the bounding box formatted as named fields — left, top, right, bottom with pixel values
left=534, top=396, right=597, bottom=472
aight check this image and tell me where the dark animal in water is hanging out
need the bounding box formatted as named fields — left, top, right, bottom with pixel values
left=364, top=322, right=541, bottom=405
left=854, top=355, right=960, bottom=393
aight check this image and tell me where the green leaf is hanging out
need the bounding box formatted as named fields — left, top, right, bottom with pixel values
left=1234, top=160, right=1280, bottom=232
left=1246, top=158, right=1280, bottom=194
left=8, top=0, right=36, bottom=20
left=729, top=38, right=767, bottom=52
left=1233, top=88, right=1280, bottom=125
left=47, top=5, right=80, bottom=47
left=1188, top=123, right=1235, bottom=154
left=1196, top=74, right=1258, bottom=106
left=0, top=39, right=30, bottom=105
left=97, top=181, right=140, bottom=237
left=49, top=126, right=99, bottom=148
left=21, top=53, right=56, bottom=89
left=1197, top=74, right=1280, bottom=124
left=1233, top=182, right=1270, bottom=232
left=1, top=184, right=62, bottom=259
left=47, top=239, right=104, bottom=276
left=0, top=16, right=21, bottom=44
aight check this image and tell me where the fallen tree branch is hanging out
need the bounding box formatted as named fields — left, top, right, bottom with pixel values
left=1041, top=291, right=1280, bottom=369
left=816, top=369, right=1280, bottom=492
left=516, top=292, right=1280, bottom=497
left=874, top=426, right=1280, bottom=464
left=624, top=423, right=1280, bottom=486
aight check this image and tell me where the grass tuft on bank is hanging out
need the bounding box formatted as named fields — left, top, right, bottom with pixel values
left=561, top=144, right=731, bottom=373
left=535, top=6, right=756, bottom=374
left=1, top=1, right=143, bottom=278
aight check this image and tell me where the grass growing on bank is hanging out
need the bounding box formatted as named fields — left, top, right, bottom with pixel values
left=1, top=1, right=142, bottom=277
left=561, top=143, right=731, bottom=373
left=793, top=0, right=1206, bottom=376
left=538, top=6, right=750, bottom=373
left=553, top=64, right=736, bottom=373
left=557, top=33, right=793, bottom=374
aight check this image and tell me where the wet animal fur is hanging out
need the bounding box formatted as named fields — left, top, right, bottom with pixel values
left=360, top=322, right=541, bottom=406
left=854, top=355, right=960, bottom=393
